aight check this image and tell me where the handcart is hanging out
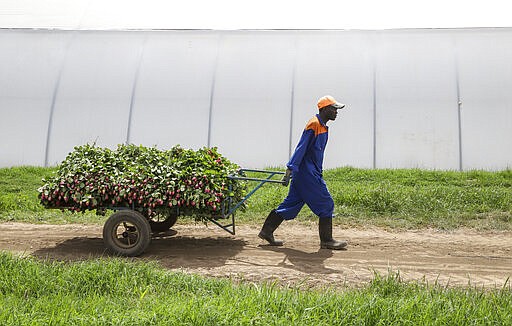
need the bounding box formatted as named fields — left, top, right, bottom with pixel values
left=102, top=169, right=287, bottom=256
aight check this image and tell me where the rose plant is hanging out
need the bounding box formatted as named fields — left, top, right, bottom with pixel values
left=38, top=144, right=247, bottom=221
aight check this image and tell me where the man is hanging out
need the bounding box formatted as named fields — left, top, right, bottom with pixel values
left=258, top=95, right=347, bottom=250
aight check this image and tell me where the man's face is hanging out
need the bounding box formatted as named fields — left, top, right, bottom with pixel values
left=326, top=106, right=338, bottom=121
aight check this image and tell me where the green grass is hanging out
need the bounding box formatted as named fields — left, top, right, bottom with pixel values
left=0, top=252, right=510, bottom=325
left=240, top=167, right=512, bottom=229
left=1, top=166, right=511, bottom=230
left=0, top=166, right=55, bottom=212
left=1, top=165, right=511, bottom=324
left=0, top=166, right=108, bottom=224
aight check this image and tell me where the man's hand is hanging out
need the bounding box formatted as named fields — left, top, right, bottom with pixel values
left=282, top=169, right=292, bottom=186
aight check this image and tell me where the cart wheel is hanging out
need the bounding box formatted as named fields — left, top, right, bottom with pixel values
left=103, top=210, right=151, bottom=257
left=149, top=212, right=178, bottom=233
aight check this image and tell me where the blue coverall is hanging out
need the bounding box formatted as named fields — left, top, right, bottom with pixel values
left=275, top=114, right=335, bottom=220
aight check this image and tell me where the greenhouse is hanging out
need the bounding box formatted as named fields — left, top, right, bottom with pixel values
left=1, top=27, right=511, bottom=170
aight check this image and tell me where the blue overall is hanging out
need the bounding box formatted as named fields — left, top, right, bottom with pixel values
left=275, top=114, right=335, bottom=220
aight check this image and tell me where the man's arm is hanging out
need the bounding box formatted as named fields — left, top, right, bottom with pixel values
left=286, top=129, right=315, bottom=173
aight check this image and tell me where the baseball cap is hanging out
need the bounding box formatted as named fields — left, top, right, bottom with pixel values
left=317, top=95, right=346, bottom=110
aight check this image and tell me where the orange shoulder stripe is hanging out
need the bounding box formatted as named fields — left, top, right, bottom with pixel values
left=305, top=116, right=327, bottom=137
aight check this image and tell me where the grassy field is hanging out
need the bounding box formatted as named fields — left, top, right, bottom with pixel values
left=1, top=166, right=512, bottom=324
left=0, top=252, right=510, bottom=325
left=1, top=166, right=511, bottom=230
left=246, top=167, right=512, bottom=229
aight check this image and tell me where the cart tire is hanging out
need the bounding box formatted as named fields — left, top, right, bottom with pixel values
left=149, top=212, right=178, bottom=233
left=103, top=210, right=151, bottom=257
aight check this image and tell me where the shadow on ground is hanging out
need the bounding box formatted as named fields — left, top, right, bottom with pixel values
left=32, top=231, right=247, bottom=269
left=259, top=245, right=339, bottom=274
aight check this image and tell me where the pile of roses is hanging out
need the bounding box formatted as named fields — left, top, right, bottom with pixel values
left=38, top=144, right=247, bottom=219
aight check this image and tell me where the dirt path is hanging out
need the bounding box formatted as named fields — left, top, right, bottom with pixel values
left=1, top=222, right=511, bottom=288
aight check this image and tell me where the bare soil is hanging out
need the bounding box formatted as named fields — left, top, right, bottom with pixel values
left=1, top=221, right=511, bottom=289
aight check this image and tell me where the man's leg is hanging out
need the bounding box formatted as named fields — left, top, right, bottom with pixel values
left=303, top=177, right=347, bottom=250
left=318, top=217, right=347, bottom=250
left=259, top=182, right=304, bottom=246
left=258, top=209, right=285, bottom=246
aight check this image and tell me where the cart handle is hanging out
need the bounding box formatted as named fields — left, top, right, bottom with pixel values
left=224, top=168, right=287, bottom=219
left=228, top=168, right=286, bottom=184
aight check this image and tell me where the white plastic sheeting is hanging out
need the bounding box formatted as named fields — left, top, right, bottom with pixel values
left=456, top=30, right=512, bottom=170
left=0, top=28, right=511, bottom=170
left=129, top=32, right=217, bottom=150
left=47, top=32, right=143, bottom=164
left=375, top=30, right=460, bottom=170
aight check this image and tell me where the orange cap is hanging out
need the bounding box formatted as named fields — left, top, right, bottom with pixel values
left=317, top=95, right=345, bottom=110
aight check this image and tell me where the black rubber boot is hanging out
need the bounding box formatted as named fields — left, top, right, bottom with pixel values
left=319, top=218, right=347, bottom=250
left=258, top=210, right=284, bottom=246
